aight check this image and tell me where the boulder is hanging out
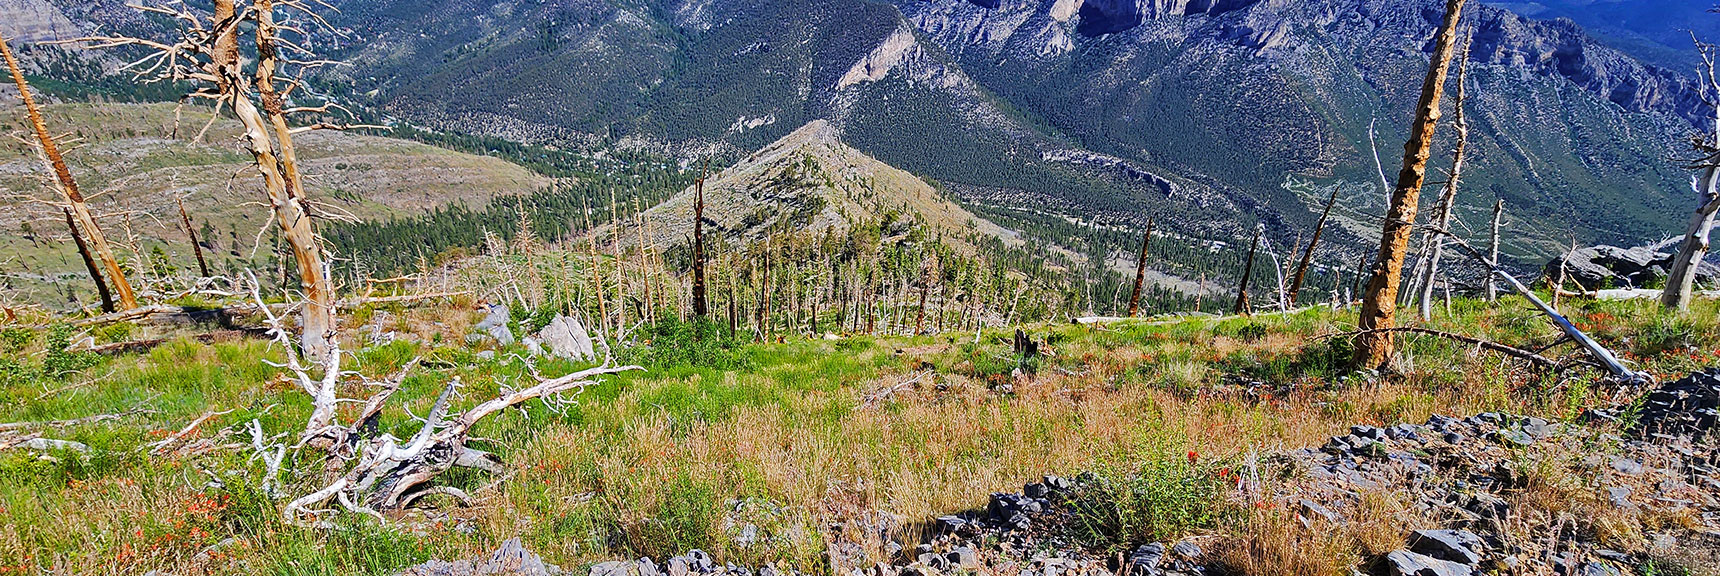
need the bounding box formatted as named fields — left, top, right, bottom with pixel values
left=1384, top=550, right=1473, bottom=576
left=1408, top=529, right=1485, bottom=565
left=1543, top=244, right=1720, bottom=291
left=535, top=315, right=596, bottom=361
left=473, top=303, right=515, bottom=346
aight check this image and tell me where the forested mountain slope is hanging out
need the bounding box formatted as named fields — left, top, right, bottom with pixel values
left=0, top=102, right=549, bottom=306
left=10, top=0, right=1709, bottom=270
left=304, top=0, right=1706, bottom=267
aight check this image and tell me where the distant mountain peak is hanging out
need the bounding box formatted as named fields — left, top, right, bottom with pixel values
left=618, top=119, right=1020, bottom=252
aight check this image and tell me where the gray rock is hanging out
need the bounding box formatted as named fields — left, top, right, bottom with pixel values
left=1171, top=541, right=1201, bottom=560
left=935, top=515, right=966, bottom=533
left=735, top=523, right=759, bottom=548
left=1578, top=562, right=1622, bottom=576
left=537, top=315, right=596, bottom=361
left=1490, top=428, right=1534, bottom=448
left=1544, top=243, right=1720, bottom=291
left=1298, top=499, right=1342, bottom=523
left=946, top=546, right=979, bottom=569
left=687, top=550, right=714, bottom=573
left=1607, top=486, right=1636, bottom=510
left=1384, top=550, right=1474, bottom=576
left=590, top=561, right=631, bottom=576
left=1409, top=529, right=1484, bottom=565
left=474, top=304, right=515, bottom=346
left=1521, top=417, right=1557, bottom=439
left=1610, top=458, right=1644, bottom=475
left=1128, top=543, right=1166, bottom=574
left=396, top=538, right=562, bottom=575
left=637, top=558, right=660, bottom=576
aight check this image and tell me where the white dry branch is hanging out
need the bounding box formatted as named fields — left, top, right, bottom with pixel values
left=241, top=274, right=641, bottom=527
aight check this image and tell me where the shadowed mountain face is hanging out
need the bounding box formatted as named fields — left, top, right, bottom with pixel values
left=23, top=0, right=1713, bottom=265
left=1485, top=0, right=1720, bottom=70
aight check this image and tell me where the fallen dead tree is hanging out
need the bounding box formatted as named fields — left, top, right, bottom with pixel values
left=1428, top=227, right=1647, bottom=384
left=234, top=280, right=639, bottom=527
left=1334, top=326, right=1557, bottom=371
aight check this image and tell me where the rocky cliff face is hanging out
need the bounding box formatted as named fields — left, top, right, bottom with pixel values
left=0, top=0, right=79, bottom=43
left=900, top=0, right=1704, bottom=125
left=884, top=0, right=1699, bottom=257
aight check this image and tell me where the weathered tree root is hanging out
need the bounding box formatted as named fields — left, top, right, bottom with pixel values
left=245, top=276, right=641, bottom=528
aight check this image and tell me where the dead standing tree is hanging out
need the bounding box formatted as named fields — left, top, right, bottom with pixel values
left=1288, top=187, right=1339, bottom=307
left=1355, top=0, right=1468, bottom=370
left=3, top=33, right=139, bottom=312
left=178, top=197, right=213, bottom=278
left=1662, top=35, right=1720, bottom=313
left=74, top=0, right=366, bottom=360
left=1128, top=219, right=1155, bottom=317
left=1415, top=31, right=1475, bottom=321
left=692, top=160, right=710, bottom=318
left=1234, top=224, right=1262, bottom=316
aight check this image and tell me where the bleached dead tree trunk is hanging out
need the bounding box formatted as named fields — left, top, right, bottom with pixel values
left=1417, top=32, right=1474, bottom=321
left=74, top=0, right=372, bottom=360
left=1486, top=199, right=1503, bottom=302
left=1355, top=0, right=1468, bottom=370
left=1662, top=36, right=1720, bottom=313
left=3, top=33, right=139, bottom=311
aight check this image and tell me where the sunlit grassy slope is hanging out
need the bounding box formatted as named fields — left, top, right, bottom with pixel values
left=0, top=297, right=1716, bottom=574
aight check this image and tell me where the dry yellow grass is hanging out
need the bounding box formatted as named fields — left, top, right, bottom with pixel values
left=1, top=298, right=1716, bottom=574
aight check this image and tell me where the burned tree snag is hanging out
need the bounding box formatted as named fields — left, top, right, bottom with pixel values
left=76, top=0, right=365, bottom=358
left=178, top=198, right=213, bottom=278
left=4, top=33, right=138, bottom=311
left=1289, top=188, right=1338, bottom=307
left=1355, top=0, right=1468, bottom=371
left=692, top=160, right=710, bottom=318
left=1128, top=220, right=1155, bottom=317
left=1235, top=225, right=1262, bottom=316
left=64, top=209, right=116, bottom=313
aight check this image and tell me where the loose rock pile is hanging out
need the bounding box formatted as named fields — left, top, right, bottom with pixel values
left=1618, top=368, right=1720, bottom=440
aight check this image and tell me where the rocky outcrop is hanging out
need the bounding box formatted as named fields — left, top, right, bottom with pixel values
left=897, top=0, right=1707, bottom=124
left=1543, top=243, right=1720, bottom=291
left=0, top=0, right=80, bottom=43
left=837, top=25, right=923, bottom=89
left=1465, top=7, right=1706, bottom=125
